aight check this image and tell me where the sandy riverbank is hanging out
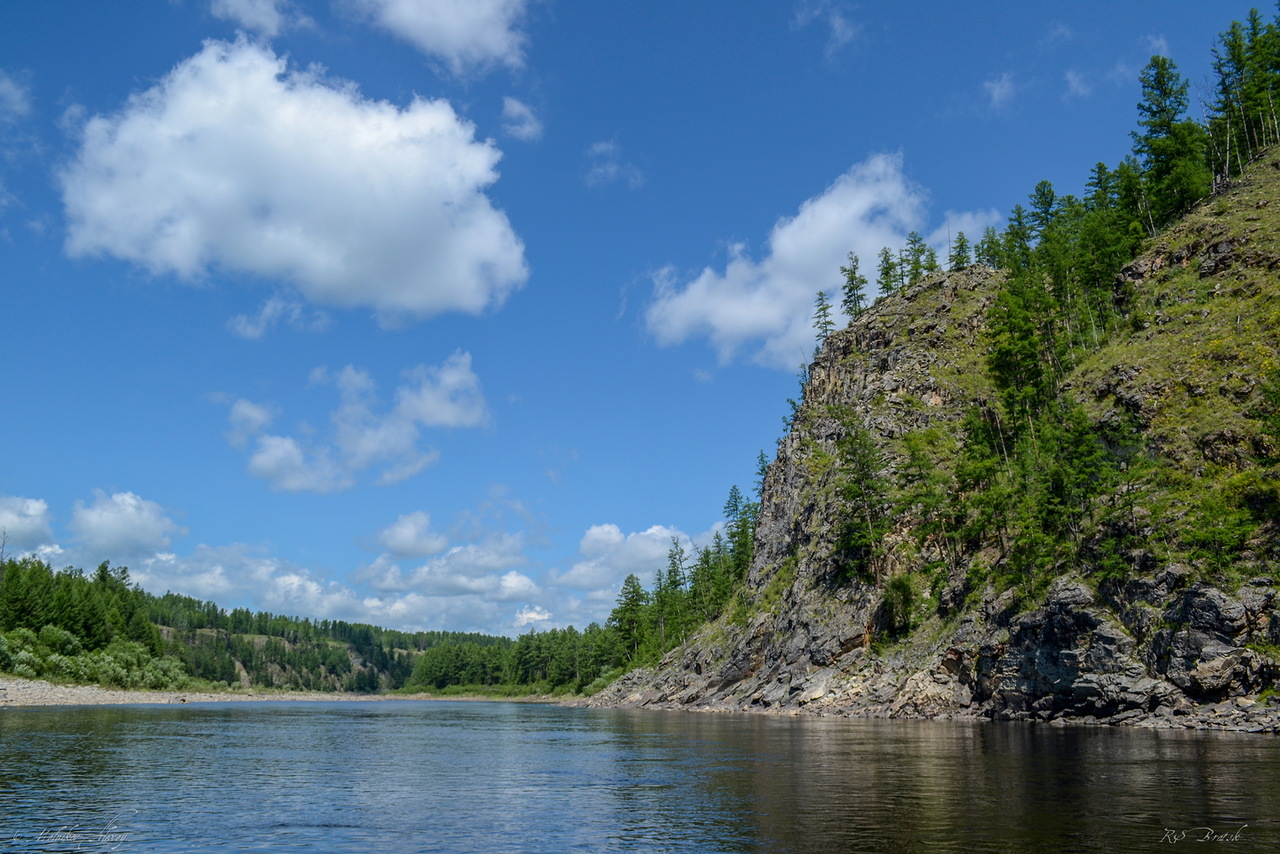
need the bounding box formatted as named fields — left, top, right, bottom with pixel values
left=0, top=676, right=457, bottom=707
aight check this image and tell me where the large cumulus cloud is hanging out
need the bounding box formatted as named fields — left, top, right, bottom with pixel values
left=61, top=38, right=527, bottom=324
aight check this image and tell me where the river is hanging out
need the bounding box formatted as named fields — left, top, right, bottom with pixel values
left=1, top=701, right=1276, bottom=852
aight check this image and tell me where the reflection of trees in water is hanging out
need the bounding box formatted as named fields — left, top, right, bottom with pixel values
left=3, top=707, right=1276, bottom=853
left=597, top=712, right=1279, bottom=853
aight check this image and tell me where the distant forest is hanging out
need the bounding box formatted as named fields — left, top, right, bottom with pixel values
left=4, top=6, right=1280, bottom=695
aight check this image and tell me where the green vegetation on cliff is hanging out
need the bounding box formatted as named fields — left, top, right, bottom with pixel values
left=608, top=5, right=1280, bottom=672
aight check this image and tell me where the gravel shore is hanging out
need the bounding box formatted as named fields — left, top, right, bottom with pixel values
left=0, top=676, right=439, bottom=707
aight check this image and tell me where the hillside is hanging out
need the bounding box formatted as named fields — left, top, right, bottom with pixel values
left=586, top=154, right=1280, bottom=731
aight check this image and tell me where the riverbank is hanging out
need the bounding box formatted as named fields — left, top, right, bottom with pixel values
left=574, top=667, right=1280, bottom=734
left=0, top=676, right=554, bottom=707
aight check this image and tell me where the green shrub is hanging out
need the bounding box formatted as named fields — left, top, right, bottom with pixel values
left=882, top=574, right=917, bottom=637
left=10, top=649, right=39, bottom=679
left=38, top=625, right=82, bottom=657
left=5, top=627, right=38, bottom=651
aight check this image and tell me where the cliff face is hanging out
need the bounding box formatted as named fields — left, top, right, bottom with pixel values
left=588, top=157, right=1280, bottom=731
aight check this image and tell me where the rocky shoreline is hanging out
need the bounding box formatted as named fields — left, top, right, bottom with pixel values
left=578, top=670, right=1280, bottom=734
left=0, top=676, right=444, bottom=707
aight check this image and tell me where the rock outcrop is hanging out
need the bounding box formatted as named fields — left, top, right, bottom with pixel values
left=586, top=158, right=1280, bottom=732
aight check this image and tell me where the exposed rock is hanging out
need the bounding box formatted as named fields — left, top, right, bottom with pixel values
left=585, top=167, right=1280, bottom=730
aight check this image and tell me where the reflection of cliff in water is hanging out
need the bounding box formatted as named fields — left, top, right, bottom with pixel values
left=2, top=705, right=1276, bottom=852
left=606, top=711, right=1277, bottom=853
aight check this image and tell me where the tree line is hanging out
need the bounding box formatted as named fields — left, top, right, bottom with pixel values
left=0, top=557, right=504, bottom=692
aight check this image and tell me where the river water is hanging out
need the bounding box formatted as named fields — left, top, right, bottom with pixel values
left=1, top=701, right=1276, bottom=852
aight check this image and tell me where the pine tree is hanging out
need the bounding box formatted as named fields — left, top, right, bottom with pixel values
left=834, top=416, right=889, bottom=585
left=754, top=450, right=770, bottom=501
left=1000, top=205, right=1033, bottom=273
left=903, top=231, right=929, bottom=285
left=975, top=226, right=1002, bottom=267
left=948, top=231, right=972, bottom=270
left=608, top=574, right=650, bottom=658
left=839, top=251, right=868, bottom=321
left=876, top=246, right=898, bottom=294
left=813, top=290, right=835, bottom=351
left=1027, top=179, right=1057, bottom=245
left=1132, top=55, right=1212, bottom=228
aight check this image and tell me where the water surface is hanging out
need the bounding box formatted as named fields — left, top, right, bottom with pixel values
left=1, top=701, right=1276, bottom=852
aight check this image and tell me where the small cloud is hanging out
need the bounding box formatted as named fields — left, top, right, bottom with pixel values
left=513, top=604, right=551, bottom=629
left=1064, top=69, right=1092, bottom=99
left=1040, top=22, right=1073, bottom=49
left=0, top=70, right=32, bottom=122
left=793, top=1, right=859, bottom=59
left=1146, top=34, right=1170, bottom=57
left=70, top=490, right=186, bottom=559
left=226, top=398, right=275, bottom=448
left=210, top=0, right=296, bottom=37
left=377, top=511, right=449, bottom=559
left=552, top=523, right=683, bottom=591
left=228, top=293, right=329, bottom=339
left=501, top=96, right=542, bottom=141
left=351, top=0, right=530, bottom=76
left=226, top=351, right=489, bottom=492
left=983, top=72, right=1015, bottom=110
left=0, top=495, right=54, bottom=551
left=1107, top=58, right=1137, bottom=85
left=584, top=140, right=644, bottom=189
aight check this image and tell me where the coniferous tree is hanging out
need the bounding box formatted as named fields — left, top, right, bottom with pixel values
left=876, top=246, right=899, bottom=294
left=948, top=231, right=972, bottom=270
left=975, top=226, right=1002, bottom=267
left=1000, top=205, right=1033, bottom=273
left=839, top=251, right=868, bottom=321
left=813, top=290, right=835, bottom=350
left=835, top=417, right=890, bottom=585
left=608, top=574, right=650, bottom=657
left=903, top=231, right=930, bottom=285
left=1132, top=55, right=1212, bottom=228
left=1027, top=180, right=1057, bottom=245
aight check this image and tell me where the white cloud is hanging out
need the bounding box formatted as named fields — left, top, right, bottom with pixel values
left=1040, top=22, right=1073, bottom=49
left=228, top=293, right=329, bottom=339
left=392, top=351, right=490, bottom=429
left=513, top=604, right=551, bottom=628
left=1064, top=69, right=1092, bottom=99
left=360, top=531, right=540, bottom=611
left=645, top=153, right=930, bottom=368
left=247, top=434, right=351, bottom=492
left=377, top=511, right=449, bottom=558
left=229, top=352, right=486, bottom=492
left=226, top=398, right=275, bottom=448
left=137, top=547, right=245, bottom=599
left=928, top=209, right=1002, bottom=255
left=211, top=0, right=292, bottom=36
left=352, top=0, right=529, bottom=75
left=983, top=71, right=1015, bottom=109
left=552, top=523, right=683, bottom=592
left=60, top=38, right=527, bottom=324
left=501, top=96, right=542, bottom=141
left=793, top=1, right=859, bottom=59
left=0, top=70, right=31, bottom=121
left=584, top=140, right=644, bottom=189
left=1146, top=34, right=1170, bottom=57
left=70, top=490, right=186, bottom=559
left=0, top=496, right=54, bottom=550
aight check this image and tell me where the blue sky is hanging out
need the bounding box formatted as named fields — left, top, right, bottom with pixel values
left=0, top=0, right=1238, bottom=635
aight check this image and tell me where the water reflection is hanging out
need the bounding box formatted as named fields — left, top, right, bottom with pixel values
left=1, top=704, right=1276, bottom=853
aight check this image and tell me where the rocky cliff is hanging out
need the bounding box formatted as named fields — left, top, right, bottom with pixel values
left=587, top=157, right=1280, bottom=732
